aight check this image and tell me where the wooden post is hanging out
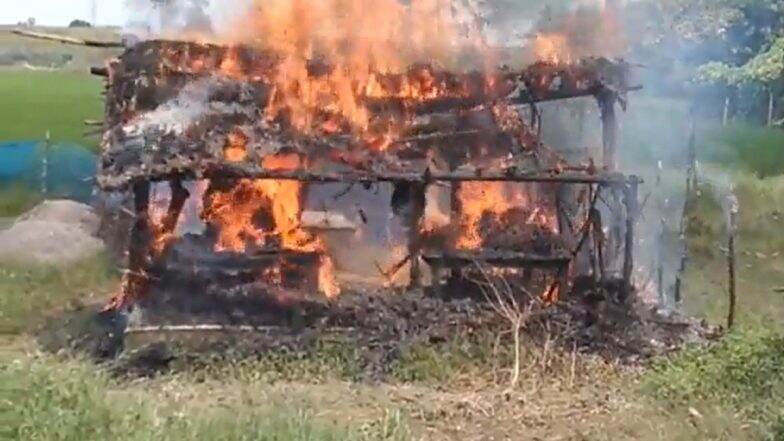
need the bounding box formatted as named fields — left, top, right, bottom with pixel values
left=586, top=185, right=598, bottom=281
left=162, top=179, right=190, bottom=234
left=727, top=195, right=739, bottom=329
left=657, top=219, right=665, bottom=303
left=408, top=183, right=427, bottom=289
left=122, top=181, right=153, bottom=309
left=41, top=131, right=50, bottom=197
left=687, top=114, right=698, bottom=193
left=673, top=185, right=689, bottom=305
left=622, top=178, right=639, bottom=296
left=598, top=90, right=617, bottom=171
left=767, top=86, right=775, bottom=127
left=655, top=161, right=665, bottom=303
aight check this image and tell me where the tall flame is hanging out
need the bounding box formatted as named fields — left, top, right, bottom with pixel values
left=225, top=0, right=490, bottom=136
left=203, top=152, right=339, bottom=296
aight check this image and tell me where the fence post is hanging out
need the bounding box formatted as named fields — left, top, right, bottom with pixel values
left=727, top=194, right=739, bottom=330
left=41, top=130, right=51, bottom=197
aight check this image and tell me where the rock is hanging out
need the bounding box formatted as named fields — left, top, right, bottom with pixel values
left=15, top=200, right=101, bottom=235
left=0, top=200, right=105, bottom=265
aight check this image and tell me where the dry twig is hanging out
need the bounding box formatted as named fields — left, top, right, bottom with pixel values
left=470, top=263, right=540, bottom=390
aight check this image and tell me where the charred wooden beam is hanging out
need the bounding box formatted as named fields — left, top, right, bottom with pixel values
left=99, top=167, right=633, bottom=191
left=161, top=250, right=322, bottom=276
left=90, top=66, right=109, bottom=77
left=597, top=90, right=618, bottom=171
left=149, top=179, right=191, bottom=257
left=112, top=181, right=153, bottom=310
left=422, top=250, right=571, bottom=267
left=512, top=85, right=642, bottom=106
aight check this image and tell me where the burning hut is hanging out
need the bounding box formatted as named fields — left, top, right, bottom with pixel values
left=90, top=9, right=640, bottom=332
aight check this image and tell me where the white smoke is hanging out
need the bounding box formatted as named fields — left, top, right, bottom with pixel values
left=123, top=0, right=249, bottom=40
left=123, top=77, right=248, bottom=136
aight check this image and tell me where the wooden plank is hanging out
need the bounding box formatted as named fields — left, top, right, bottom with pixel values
left=99, top=168, right=636, bottom=191
left=422, top=250, right=571, bottom=267
left=11, top=29, right=123, bottom=48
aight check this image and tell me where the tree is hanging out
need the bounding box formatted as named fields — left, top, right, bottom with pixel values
left=69, top=19, right=92, bottom=28
left=658, top=0, right=784, bottom=125
left=695, top=37, right=784, bottom=125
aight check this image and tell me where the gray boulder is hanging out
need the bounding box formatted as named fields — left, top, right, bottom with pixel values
left=0, top=200, right=105, bottom=265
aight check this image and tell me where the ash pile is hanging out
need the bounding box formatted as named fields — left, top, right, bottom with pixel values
left=81, top=36, right=713, bottom=369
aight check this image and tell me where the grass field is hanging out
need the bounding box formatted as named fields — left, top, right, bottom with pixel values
left=0, top=70, right=103, bottom=147
left=0, top=26, right=115, bottom=146
left=678, top=171, right=784, bottom=328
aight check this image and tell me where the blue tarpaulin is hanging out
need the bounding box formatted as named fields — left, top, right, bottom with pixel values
left=0, top=141, right=96, bottom=202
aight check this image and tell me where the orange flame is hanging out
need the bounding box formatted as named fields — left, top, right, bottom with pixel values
left=203, top=152, right=339, bottom=295
left=455, top=182, right=558, bottom=250
left=221, top=0, right=490, bottom=138
left=533, top=33, right=572, bottom=65
left=224, top=129, right=248, bottom=162
left=529, top=0, right=627, bottom=64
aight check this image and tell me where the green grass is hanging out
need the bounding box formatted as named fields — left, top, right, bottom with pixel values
left=699, top=123, right=784, bottom=178
left=0, top=184, right=42, bottom=218
left=0, top=355, right=412, bottom=441
left=0, top=70, right=103, bottom=148
left=0, top=255, right=116, bottom=335
left=641, top=330, right=784, bottom=439
left=679, top=171, right=784, bottom=328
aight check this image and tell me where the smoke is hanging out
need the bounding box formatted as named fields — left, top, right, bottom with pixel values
left=125, top=77, right=249, bottom=136
left=124, top=0, right=246, bottom=39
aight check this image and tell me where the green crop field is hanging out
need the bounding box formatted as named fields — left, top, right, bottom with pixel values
left=0, top=70, right=103, bottom=148
left=0, top=26, right=117, bottom=148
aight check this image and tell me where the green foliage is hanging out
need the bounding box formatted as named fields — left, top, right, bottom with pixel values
left=642, top=330, right=784, bottom=435
left=0, top=356, right=412, bottom=441
left=644, top=330, right=784, bottom=406
left=699, top=123, right=784, bottom=177
left=668, top=0, right=747, bottom=43
left=742, top=36, right=784, bottom=83
left=695, top=37, right=784, bottom=85
left=695, top=61, right=744, bottom=85
left=0, top=71, right=103, bottom=148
